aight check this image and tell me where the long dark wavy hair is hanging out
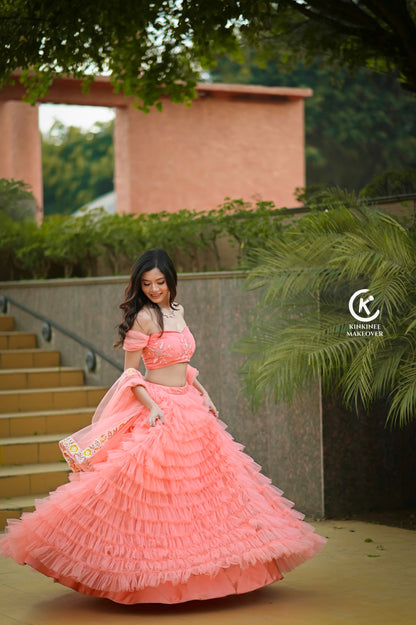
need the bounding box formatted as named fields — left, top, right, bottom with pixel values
left=115, top=249, right=178, bottom=346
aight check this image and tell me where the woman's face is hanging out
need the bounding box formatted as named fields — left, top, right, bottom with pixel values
left=141, top=268, right=170, bottom=308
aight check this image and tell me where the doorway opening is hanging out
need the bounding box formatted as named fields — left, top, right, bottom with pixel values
left=39, top=104, right=116, bottom=216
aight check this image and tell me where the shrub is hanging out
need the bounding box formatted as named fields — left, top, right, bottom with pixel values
left=0, top=197, right=287, bottom=280
left=0, top=178, right=38, bottom=222
left=360, top=169, right=416, bottom=198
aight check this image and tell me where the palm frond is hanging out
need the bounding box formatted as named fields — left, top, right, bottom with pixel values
left=387, top=355, right=416, bottom=428
left=239, top=192, right=416, bottom=427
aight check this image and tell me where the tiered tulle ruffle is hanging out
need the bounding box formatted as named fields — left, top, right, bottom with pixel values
left=0, top=380, right=326, bottom=604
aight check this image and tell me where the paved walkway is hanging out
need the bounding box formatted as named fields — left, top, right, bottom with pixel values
left=1, top=520, right=415, bottom=625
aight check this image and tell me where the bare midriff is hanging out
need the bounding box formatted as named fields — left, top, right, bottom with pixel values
left=144, top=362, right=188, bottom=387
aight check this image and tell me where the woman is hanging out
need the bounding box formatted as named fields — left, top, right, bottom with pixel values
left=0, top=248, right=326, bottom=604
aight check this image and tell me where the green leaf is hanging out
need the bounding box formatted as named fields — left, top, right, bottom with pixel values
left=238, top=192, right=416, bottom=427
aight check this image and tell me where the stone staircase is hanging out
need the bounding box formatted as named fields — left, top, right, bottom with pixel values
left=0, top=315, right=107, bottom=530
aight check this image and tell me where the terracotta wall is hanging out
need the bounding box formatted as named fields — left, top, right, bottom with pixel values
left=118, top=85, right=309, bottom=214
left=0, top=78, right=311, bottom=217
left=0, top=101, right=43, bottom=219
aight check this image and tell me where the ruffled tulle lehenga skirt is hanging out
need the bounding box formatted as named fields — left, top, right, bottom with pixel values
left=0, top=369, right=326, bottom=604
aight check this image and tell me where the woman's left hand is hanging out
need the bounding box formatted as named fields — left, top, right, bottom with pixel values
left=203, top=394, right=218, bottom=418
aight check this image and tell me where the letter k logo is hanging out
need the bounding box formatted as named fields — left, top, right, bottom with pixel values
left=358, top=295, right=374, bottom=316
left=349, top=289, right=380, bottom=322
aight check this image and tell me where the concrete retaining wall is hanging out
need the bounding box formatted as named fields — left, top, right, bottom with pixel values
left=1, top=272, right=415, bottom=519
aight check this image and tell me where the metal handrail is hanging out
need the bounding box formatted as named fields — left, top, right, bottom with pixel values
left=0, top=294, right=123, bottom=373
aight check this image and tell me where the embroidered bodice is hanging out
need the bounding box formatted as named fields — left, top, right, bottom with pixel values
left=123, top=326, right=195, bottom=370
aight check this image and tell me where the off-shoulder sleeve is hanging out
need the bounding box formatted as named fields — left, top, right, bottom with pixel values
left=123, top=330, right=150, bottom=351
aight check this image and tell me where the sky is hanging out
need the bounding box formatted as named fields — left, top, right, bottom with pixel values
left=39, top=103, right=115, bottom=134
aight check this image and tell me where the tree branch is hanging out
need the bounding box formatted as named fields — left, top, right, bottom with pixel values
left=286, top=0, right=382, bottom=31
left=361, top=0, right=416, bottom=79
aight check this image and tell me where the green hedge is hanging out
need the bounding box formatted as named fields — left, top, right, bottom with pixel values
left=0, top=198, right=287, bottom=280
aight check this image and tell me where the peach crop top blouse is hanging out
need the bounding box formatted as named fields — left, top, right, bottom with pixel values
left=123, top=327, right=196, bottom=370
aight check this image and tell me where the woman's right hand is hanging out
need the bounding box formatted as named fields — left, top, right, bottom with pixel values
left=148, top=404, right=165, bottom=427
left=132, top=384, right=165, bottom=427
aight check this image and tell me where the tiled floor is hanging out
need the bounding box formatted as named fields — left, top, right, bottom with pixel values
left=0, top=519, right=415, bottom=625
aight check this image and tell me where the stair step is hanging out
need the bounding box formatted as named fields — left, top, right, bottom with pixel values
left=0, top=492, right=48, bottom=511
left=0, top=462, right=70, bottom=497
left=0, top=433, right=69, bottom=465
left=0, top=316, right=14, bottom=331
left=0, top=349, right=60, bottom=369
left=0, top=316, right=107, bottom=528
left=0, top=493, right=49, bottom=529
left=0, top=386, right=107, bottom=414
left=0, top=367, right=84, bottom=390
left=0, top=332, right=37, bottom=349
left=0, top=407, right=94, bottom=437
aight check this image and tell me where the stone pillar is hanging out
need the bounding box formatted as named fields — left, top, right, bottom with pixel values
left=0, top=101, right=43, bottom=219
left=113, top=107, right=131, bottom=215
